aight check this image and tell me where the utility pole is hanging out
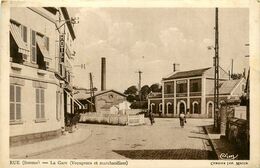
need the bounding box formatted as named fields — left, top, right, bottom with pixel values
left=231, top=59, right=234, bottom=76
left=213, top=7, right=220, bottom=131
left=89, top=73, right=95, bottom=112
left=136, top=70, right=143, bottom=101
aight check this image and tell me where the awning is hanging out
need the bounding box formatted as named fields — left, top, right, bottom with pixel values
left=36, top=35, right=51, bottom=61
left=64, top=90, right=85, bottom=109
left=10, top=22, right=29, bottom=55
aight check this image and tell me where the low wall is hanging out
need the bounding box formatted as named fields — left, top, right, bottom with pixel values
left=79, top=113, right=144, bottom=126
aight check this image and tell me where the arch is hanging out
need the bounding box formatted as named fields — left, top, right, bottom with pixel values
left=159, top=103, right=162, bottom=112
left=150, top=103, right=155, bottom=113
left=177, top=100, right=186, bottom=114
left=166, top=102, right=173, bottom=114
left=207, top=101, right=214, bottom=118
left=192, top=101, right=199, bottom=114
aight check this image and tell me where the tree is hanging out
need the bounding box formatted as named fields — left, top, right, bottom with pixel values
left=124, top=85, right=138, bottom=95
left=140, top=85, right=151, bottom=100
left=150, top=83, right=162, bottom=92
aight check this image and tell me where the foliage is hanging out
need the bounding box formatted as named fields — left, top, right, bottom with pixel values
left=140, top=85, right=151, bottom=100
left=231, top=73, right=243, bottom=80
left=124, top=85, right=138, bottom=95
left=150, top=83, right=162, bottom=92
left=130, top=101, right=148, bottom=109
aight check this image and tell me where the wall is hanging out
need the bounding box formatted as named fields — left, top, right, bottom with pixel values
left=10, top=64, right=62, bottom=137
left=95, top=91, right=126, bottom=112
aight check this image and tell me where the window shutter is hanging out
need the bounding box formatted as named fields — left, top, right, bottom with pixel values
left=23, top=26, right=27, bottom=43
left=10, top=85, right=14, bottom=102
left=16, top=104, right=21, bottom=119
left=10, top=103, right=15, bottom=120
left=16, top=86, right=21, bottom=102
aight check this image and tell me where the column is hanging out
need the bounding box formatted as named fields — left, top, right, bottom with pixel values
left=201, top=77, right=206, bottom=115
left=187, top=79, right=190, bottom=114
left=162, top=81, right=165, bottom=116
left=173, top=80, right=177, bottom=116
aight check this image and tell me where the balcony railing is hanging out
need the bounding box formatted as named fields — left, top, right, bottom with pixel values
left=176, top=93, right=188, bottom=97
left=190, top=92, right=202, bottom=97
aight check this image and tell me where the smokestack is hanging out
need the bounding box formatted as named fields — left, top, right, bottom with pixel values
left=101, top=57, right=106, bottom=91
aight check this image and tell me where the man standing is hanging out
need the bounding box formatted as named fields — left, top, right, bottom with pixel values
left=179, top=112, right=186, bottom=128
left=149, top=111, right=155, bottom=125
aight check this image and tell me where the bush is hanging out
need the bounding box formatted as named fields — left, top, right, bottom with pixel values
left=130, top=101, right=148, bottom=109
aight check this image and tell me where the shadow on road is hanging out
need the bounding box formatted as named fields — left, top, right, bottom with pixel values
left=113, top=148, right=217, bottom=160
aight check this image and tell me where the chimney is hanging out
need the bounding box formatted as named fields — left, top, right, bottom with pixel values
left=101, top=57, right=106, bottom=91
left=173, top=63, right=180, bottom=72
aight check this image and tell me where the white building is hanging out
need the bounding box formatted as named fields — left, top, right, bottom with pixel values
left=9, top=7, right=77, bottom=146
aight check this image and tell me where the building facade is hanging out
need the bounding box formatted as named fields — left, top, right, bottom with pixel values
left=74, top=89, right=127, bottom=113
left=9, top=7, right=76, bottom=146
left=148, top=67, right=246, bottom=118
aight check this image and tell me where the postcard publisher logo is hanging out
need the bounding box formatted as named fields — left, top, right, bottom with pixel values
left=219, top=153, right=239, bottom=160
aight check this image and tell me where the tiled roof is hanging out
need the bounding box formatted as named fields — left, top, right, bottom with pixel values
left=163, top=67, right=211, bottom=80
left=74, top=89, right=126, bottom=100
left=207, top=79, right=243, bottom=95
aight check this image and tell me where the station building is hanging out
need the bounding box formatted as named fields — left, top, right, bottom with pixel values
left=148, top=67, right=246, bottom=118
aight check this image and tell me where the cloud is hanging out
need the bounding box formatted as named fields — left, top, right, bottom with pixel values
left=108, top=22, right=136, bottom=52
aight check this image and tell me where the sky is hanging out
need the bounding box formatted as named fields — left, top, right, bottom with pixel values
left=70, top=8, right=249, bottom=93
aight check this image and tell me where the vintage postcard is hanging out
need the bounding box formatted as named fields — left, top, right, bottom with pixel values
left=0, top=0, right=259, bottom=167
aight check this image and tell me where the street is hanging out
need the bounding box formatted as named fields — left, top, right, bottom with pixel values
left=29, top=118, right=217, bottom=159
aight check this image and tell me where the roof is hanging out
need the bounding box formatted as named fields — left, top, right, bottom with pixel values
left=163, top=67, right=211, bottom=80
left=207, top=78, right=244, bottom=95
left=60, top=7, right=76, bottom=40
left=74, top=89, right=126, bottom=100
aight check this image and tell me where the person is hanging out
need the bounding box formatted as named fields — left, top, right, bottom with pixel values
left=149, top=111, right=155, bottom=125
left=179, top=112, right=186, bottom=128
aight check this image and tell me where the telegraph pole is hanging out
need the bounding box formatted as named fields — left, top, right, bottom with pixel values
left=214, top=7, right=220, bottom=131
left=89, top=73, right=95, bottom=112
left=136, top=70, right=143, bottom=101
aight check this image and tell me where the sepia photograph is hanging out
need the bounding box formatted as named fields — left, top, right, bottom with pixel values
left=8, top=6, right=250, bottom=161
left=1, top=0, right=260, bottom=167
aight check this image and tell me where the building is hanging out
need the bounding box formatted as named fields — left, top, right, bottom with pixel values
left=9, top=7, right=77, bottom=146
left=148, top=67, right=246, bottom=118
left=74, top=89, right=127, bottom=113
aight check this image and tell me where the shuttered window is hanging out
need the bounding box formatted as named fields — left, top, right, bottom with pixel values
left=10, top=85, right=22, bottom=121
left=21, top=25, right=27, bottom=43
left=36, top=88, right=45, bottom=119
left=31, top=30, right=36, bottom=63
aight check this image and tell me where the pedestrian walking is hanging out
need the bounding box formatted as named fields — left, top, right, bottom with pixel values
left=179, top=112, right=186, bottom=128
left=149, top=111, right=155, bottom=125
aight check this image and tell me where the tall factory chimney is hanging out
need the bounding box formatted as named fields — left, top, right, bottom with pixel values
left=101, top=57, right=106, bottom=91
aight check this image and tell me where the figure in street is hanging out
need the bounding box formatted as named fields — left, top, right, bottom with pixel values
left=179, top=112, right=186, bottom=128
left=149, top=111, right=155, bottom=125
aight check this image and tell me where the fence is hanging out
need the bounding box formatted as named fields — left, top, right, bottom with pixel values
left=79, top=112, right=145, bottom=126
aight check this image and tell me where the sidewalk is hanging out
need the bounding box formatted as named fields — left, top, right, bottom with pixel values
left=204, top=125, right=242, bottom=160
left=10, top=125, right=92, bottom=159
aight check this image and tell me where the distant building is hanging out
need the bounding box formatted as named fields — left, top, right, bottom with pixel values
left=148, top=67, right=246, bottom=118
left=9, top=7, right=77, bottom=146
left=74, top=89, right=127, bottom=113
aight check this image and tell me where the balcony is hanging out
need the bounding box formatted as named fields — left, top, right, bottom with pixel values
left=190, top=92, right=202, bottom=97
left=164, top=93, right=174, bottom=98
left=176, top=93, right=187, bottom=97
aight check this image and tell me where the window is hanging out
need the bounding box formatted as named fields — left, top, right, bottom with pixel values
left=36, top=88, right=45, bottom=119
left=10, top=85, right=22, bottom=121
left=56, top=91, right=61, bottom=121
left=31, top=30, right=37, bottom=63
left=192, top=83, right=199, bottom=92
left=166, top=85, right=171, bottom=93
left=179, top=84, right=184, bottom=93
left=21, top=25, right=27, bottom=43
left=44, top=36, right=49, bottom=51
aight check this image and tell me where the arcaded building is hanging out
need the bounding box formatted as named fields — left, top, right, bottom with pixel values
left=148, top=67, right=246, bottom=118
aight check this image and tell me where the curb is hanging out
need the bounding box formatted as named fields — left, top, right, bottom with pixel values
left=10, top=129, right=92, bottom=159
left=203, top=126, right=219, bottom=159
